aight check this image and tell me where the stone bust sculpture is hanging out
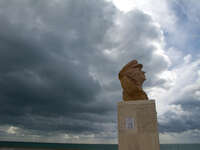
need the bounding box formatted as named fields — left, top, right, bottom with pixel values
left=119, top=60, right=148, bottom=101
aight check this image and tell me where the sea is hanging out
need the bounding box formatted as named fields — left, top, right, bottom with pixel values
left=0, top=141, right=200, bottom=150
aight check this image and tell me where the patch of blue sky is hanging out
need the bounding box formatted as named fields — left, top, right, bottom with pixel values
left=164, top=0, right=200, bottom=57
left=170, top=0, right=188, bottom=24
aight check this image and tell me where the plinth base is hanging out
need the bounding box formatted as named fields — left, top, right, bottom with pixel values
left=118, top=100, right=160, bottom=150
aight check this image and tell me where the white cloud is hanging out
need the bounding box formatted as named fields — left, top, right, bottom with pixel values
left=112, top=0, right=176, bottom=31
left=111, top=0, right=200, bottom=143
left=7, top=126, right=18, bottom=134
left=160, top=129, right=200, bottom=144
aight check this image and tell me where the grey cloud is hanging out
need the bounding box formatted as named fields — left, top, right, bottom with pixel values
left=159, top=90, right=200, bottom=133
left=103, top=9, right=169, bottom=89
left=0, top=0, right=116, bottom=135
left=0, top=0, right=171, bottom=142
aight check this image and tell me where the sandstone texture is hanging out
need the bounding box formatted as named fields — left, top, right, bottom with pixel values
left=119, top=60, right=148, bottom=101
left=118, top=100, right=160, bottom=150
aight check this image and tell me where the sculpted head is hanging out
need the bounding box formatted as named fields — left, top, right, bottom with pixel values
left=119, top=60, right=148, bottom=101
left=119, top=60, right=146, bottom=86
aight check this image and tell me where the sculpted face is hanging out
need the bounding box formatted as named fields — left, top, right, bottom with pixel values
left=135, top=68, right=146, bottom=83
left=127, top=67, right=146, bottom=86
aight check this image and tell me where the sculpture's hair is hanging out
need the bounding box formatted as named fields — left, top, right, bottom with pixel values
left=119, top=60, right=142, bottom=80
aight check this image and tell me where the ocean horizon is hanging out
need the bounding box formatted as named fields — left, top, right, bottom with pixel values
left=0, top=141, right=200, bottom=150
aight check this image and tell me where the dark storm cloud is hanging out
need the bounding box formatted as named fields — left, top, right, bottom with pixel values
left=0, top=0, right=116, bottom=134
left=159, top=91, right=200, bottom=133
left=0, top=0, right=173, bottom=140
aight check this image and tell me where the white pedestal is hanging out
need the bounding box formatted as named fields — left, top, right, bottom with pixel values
left=118, top=100, right=160, bottom=150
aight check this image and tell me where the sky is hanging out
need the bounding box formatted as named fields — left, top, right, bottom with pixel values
left=0, top=0, right=200, bottom=144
